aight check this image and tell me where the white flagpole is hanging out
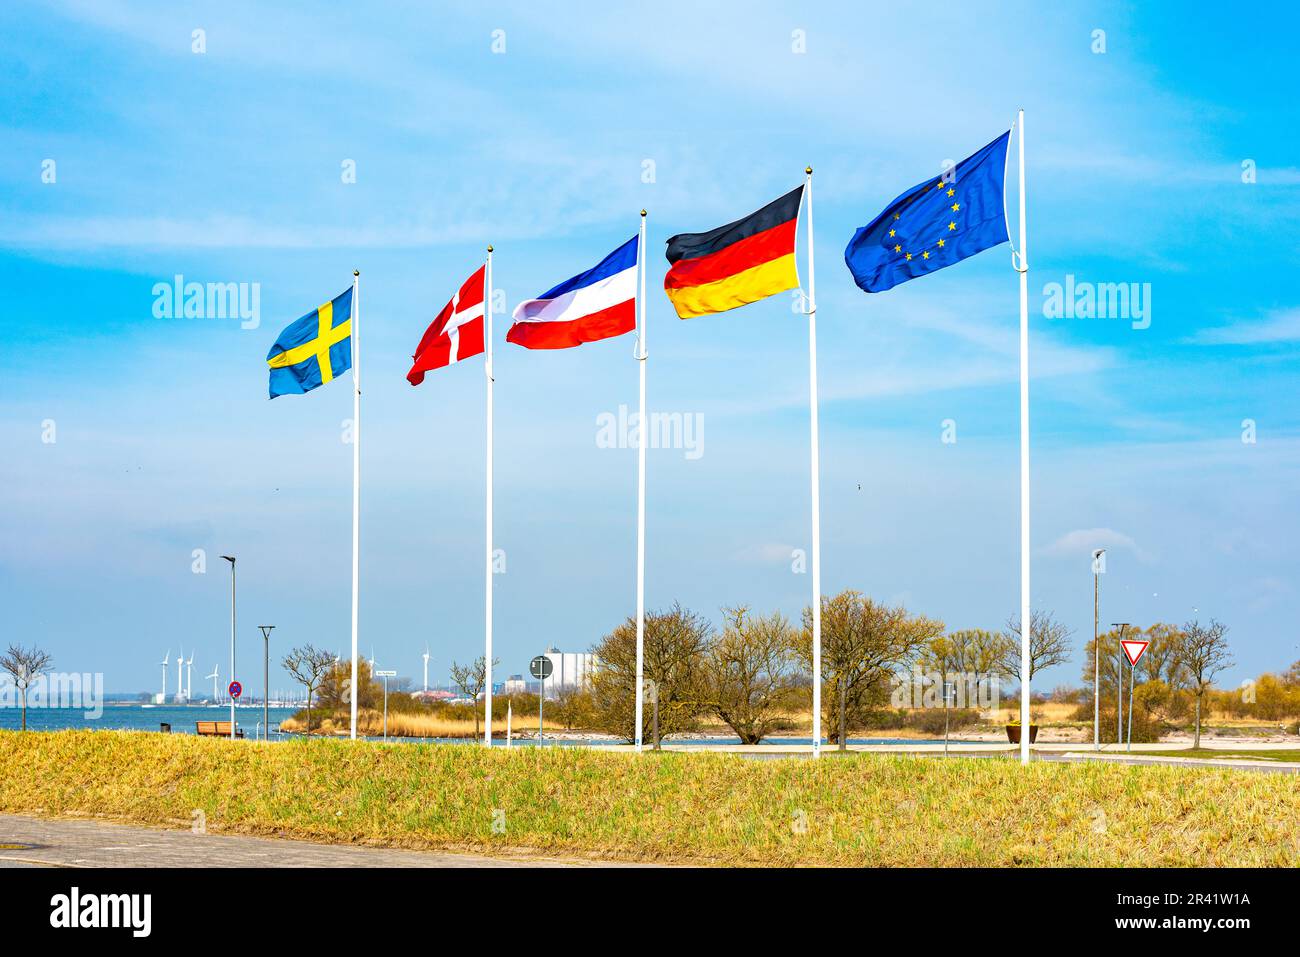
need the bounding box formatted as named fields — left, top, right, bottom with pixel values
left=484, top=246, right=495, bottom=747
left=634, top=210, right=648, bottom=753
left=1015, top=110, right=1032, bottom=766
left=349, top=269, right=361, bottom=740
left=805, top=166, right=822, bottom=760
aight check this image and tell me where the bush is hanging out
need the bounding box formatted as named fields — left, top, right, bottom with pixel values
left=1085, top=708, right=1163, bottom=744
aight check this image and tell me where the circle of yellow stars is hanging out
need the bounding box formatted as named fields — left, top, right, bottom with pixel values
left=888, top=179, right=958, bottom=264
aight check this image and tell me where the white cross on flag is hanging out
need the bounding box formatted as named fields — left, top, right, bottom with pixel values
left=407, top=264, right=487, bottom=385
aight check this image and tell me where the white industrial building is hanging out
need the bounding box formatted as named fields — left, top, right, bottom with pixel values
left=541, top=648, right=594, bottom=697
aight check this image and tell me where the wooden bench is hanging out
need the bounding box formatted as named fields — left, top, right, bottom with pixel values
left=195, top=720, right=244, bottom=739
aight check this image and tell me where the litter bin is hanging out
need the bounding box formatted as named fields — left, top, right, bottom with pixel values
left=160, top=722, right=171, bottom=733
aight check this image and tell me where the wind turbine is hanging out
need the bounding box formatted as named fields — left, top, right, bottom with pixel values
left=159, top=650, right=170, bottom=703
left=185, top=650, right=195, bottom=702
left=206, top=664, right=220, bottom=702
left=422, top=645, right=430, bottom=693
left=176, top=643, right=185, bottom=703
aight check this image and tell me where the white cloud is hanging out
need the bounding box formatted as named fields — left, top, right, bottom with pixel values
left=734, top=543, right=798, bottom=564
left=1043, top=528, right=1149, bottom=563
left=1186, top=308, right=1300, bottom=346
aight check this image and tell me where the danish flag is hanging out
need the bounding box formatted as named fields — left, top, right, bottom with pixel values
left=407, top=264, right=487, bottom=385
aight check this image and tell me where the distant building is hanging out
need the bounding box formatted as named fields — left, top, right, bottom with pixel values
left=411, top=690, right=456, bottom=703
left=541, top=649, right=594, bottom=698
left=504, top=674, right=527, bottom=695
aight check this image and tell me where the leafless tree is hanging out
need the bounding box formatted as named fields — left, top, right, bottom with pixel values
left=450, top=655, right=499, bottom=740
left=924, top=628, right=1003, bottom=703
left=1179, top=619, right=1233, bottom=748
left=281, top=645, right=334, bottom=737
left=702, top=606, right=799, bottom=744
left=999, top=611, right=1073, bottom=682
left=794, top=591, right=944, bottom=748
left=1, top=644, right=53, bottom=731
left=589, top=603, right=712, bottom=745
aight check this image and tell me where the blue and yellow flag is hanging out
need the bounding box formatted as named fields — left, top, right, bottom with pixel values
left=265, top=287, right=353, bottom=398
left=844, top=131, right=1010, bottom=293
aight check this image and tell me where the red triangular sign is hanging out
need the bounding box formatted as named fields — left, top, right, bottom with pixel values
left=1121, top=639, right=1149, bottom=666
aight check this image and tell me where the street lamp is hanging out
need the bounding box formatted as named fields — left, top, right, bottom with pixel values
left=258, top=625, right=275, bottom=741
left=220, top=555, right=236, bottom=741
left=1092, top=548, right=1106, bottom=751
left=1111, top=622, right=1130, bottom=750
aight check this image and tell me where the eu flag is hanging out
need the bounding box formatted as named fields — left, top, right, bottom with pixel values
left=265, top=286, right=353, bottom=398
left=844, top=131, right=1010, bottom=293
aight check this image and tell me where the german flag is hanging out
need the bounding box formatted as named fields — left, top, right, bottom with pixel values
left=664, top=185, right=804, bottom=319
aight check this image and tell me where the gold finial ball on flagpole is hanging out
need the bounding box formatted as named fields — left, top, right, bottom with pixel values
left=640, top=209, right=647, bottom=217
left=805, top=166, right=813, bottom=175
left=487, top=244, right=494, bottom=253
left=353, top=269, right=360, bottom=277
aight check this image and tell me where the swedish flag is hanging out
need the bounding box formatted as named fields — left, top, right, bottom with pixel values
left=266, top=287, right=353, bottom=398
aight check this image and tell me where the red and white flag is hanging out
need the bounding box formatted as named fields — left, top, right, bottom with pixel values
left=407, top=264, right=487, bottom=385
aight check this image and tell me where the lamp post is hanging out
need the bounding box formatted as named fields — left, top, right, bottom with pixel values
left=258, top=625, right=274, bottom=741
left=1092, top=548, right=1106, bottom=751
left=1111, top=622, right=1130, bottom=750
left=220, top=555, right=236, bottom=741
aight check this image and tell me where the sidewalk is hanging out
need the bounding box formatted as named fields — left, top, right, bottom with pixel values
left=0, top=814, right=619, bottom=868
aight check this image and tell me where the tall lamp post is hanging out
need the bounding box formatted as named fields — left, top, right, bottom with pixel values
left=1092, top=548, right=1106, bottom=751
left=220, top=555, right=236, bottom=741
left=258, top=625, right=274, bottom=741
left=1111, top=622, right=1130, bottom=750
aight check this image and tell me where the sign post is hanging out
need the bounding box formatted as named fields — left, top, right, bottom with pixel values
left=530, top=655, right=553, bottom=743
left=1120, top=638, right=1149, bottom=752
left=227, top=680, right=242, bottom=738
left=375, top=670, right=397, bottom=740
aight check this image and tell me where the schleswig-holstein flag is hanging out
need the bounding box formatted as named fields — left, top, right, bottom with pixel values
left=265, top=286, right=354, bottom=398
left=844, top=131, right=1010, bottom=293
left=507, top=236, right=639, bottom=349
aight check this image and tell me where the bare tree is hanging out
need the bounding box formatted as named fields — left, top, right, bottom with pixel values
left=794, top=591, right=944, bottom=748
left=702, top=606, right=798, bottom=744
left=998, top=611, right=1073, bottom=683
left=450, top=655, right=499, bottom=740
left=589, top=603, right=712, bottom=745
left=1, top=644, right=53, bottom=732
left=1179, top=619, right=1233, bottom=748
left=924, top=628, right=1003, bottom=703
left=281, top=645, right=334, bottom=737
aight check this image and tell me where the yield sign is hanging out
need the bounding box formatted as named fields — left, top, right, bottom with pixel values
left=1121, top=639, right=1150, bottom=666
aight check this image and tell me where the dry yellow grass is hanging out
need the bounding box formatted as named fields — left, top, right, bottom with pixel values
left=2, top=729, right=1298, bottom=866
left=280, top=709, right=542, bottom=738
left=988, top=702, right=1080, bottom=725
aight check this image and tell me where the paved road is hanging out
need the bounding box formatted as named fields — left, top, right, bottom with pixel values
left=1045, top=752, right=1300, bottom=774
left=0, top=814, right=614, bottom=868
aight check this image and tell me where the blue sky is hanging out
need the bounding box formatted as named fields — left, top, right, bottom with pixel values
left=1, top=1, right=1296, bottom=696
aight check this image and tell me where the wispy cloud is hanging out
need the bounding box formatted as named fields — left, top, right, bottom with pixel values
left=1043, top=527, right=1150, bottom=563
left=1185, top=308, right=1300, bottom=346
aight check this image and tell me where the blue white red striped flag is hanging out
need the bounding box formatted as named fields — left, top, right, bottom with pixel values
left=507, top=236, right=638, bottom=349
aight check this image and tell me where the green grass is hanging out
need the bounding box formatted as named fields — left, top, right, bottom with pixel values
left=1127, top=748, right=1300, bottom=763
left=2, top=730, right=1299, bottom=866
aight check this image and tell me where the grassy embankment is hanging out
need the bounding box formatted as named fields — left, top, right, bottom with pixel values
left=3, top=730, right=1299, bottom=866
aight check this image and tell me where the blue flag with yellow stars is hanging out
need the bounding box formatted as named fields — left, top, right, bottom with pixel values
left=845, top=131, right=1010, bottom=293
left=265, top=286, right=353, bottom=398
